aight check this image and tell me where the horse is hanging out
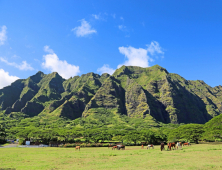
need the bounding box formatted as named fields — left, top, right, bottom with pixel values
left=167, top=142, right=176, bottom=150
left=160, top=143, right=165, bottom=151
left=147, top=144, right=154, bottom=149
left=141, top=145, right=144, bottom=149
left=183, top=142, right=191, bottom=146
left=176, top=142, right=182, bottom=149
left=112, top=146, right=117, bottom=150
left=75, top=146, right=80, bottom=151
left=117, top=145, right=125, bottom=150
left=108, top=144, right=113, bottom=149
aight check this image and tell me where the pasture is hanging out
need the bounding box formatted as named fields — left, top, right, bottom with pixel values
left=0, top=143, right=222, bottom=170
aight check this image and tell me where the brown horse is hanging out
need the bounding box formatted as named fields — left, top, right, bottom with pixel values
left=112, top=146, right=117, bottom=150
left=75, top=146, right=80, bottom=151
left=183, top=142, right=191, bottom=146
left=108, top=144, right=112, bottom=149
left=160, top=143, right=165, bottom=151
left=167, top=142, right=176, bottom=150
left=141, top=145, right=144, bottom=149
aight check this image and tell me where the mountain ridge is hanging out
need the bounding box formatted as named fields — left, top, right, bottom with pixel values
left=0, top=65, right=221, bottom=124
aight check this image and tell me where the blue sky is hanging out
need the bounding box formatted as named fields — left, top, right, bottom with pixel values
left=0, top=0, right=222, bottom=88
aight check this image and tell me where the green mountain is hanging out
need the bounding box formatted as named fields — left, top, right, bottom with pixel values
left=0, top=65, right=221, bottom=124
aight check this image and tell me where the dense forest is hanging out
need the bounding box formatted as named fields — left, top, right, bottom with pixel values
left=0, top=65, right=222, bottom=145
left=0, top=108, right=222, bottom=145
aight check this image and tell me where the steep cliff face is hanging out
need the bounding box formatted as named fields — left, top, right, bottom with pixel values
left=125, top=78, right=150, bottom=118
left=82, top=76, right=126, bottom=117
left=112, top=65, right=221, bottom=123
left=0, top=65, right=221, bottom=124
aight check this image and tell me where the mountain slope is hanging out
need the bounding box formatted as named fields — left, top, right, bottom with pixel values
left=0, top=65, right=221, bottom=124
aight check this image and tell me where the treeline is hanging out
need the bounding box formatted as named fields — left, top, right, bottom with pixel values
left=0, top=109, right=222, bottom=145
left=2, top=122, right=221, bottom=145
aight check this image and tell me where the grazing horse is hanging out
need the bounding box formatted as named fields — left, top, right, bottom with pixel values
left=160, top=143, right=165, bottom=151
left=108, top=144, right=112, bottom=149
left=75, top=146, right=80, bottom=151
left=183, top=142, right=191, bottom=146
left=147, top=144, right=154, bottom=149
left=112, top=146, right=117, bottom=150
left=167, top=142, right=176, bottom=150
left=141, top=145, right=144, bottom=149
left=117, top=145, right=125, bottom=150
left=176, top=142, right=182, bottom=149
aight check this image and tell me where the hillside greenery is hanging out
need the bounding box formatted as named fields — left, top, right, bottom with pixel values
left=0, top=65, right=221, bottom=144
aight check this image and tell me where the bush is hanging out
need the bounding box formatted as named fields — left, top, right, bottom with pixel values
left=102, top=143, right=110, bottom=147
left=59, top=144, right=64, bottom=147
left=19, top=138, right=25, bottom=145
left=90, top=143, right=96, bottom=147
left=80, top=143, right=86, bottom=147
left=215, top=139, right=222, bottom=142
left=96, top=143, right=102, bottom=147
left=64, top=143, right=76, bottom=147
left=75, top=139, right=82, bottom=143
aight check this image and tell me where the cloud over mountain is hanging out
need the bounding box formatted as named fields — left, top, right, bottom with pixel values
left=0, top=57, right=34, bottom=71
left=118, top=41, right=164, bottom=68
left=0, top=69, right=19, bottom=88
left=97, top=64, right=115, bottom=75
left=42, top=46, right=80, bottom=79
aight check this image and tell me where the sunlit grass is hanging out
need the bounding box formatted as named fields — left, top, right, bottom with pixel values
left=0, top=143, right=222, bottom=170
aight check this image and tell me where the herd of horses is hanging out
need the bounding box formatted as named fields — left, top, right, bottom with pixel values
left=110, top=145, right=125, bottom=150
left=161, top=142, right=191, bottom=151
left=75, top=142, right=191, bottom=151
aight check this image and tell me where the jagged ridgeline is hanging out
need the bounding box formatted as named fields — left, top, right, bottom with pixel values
left=0, top=65, right=222, bottom=124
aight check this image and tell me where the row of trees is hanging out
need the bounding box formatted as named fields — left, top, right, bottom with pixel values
left=1, top=109, right=221, bottom=145
left=7, top=123, right=221, bottom=145
left=7, top=126, right=168, bottom=145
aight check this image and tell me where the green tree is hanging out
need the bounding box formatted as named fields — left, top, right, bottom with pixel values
left=203, top=114, right=222, bottom=141
left=140, top=130, right=155, bottom=144
left=168, top=124, right=204, bottom=144
left=124, top=130, right=141, bottom=145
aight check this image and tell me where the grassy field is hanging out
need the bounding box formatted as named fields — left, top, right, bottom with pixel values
left=0, top=143, right=222, bottom=170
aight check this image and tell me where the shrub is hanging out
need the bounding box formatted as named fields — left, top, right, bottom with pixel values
left=102, top=143, right=110, bottom=147
left=80, top=143, right=86, bottom=147
left=90, top=143, right=96, bottom=147
left=64, top=143, right=76, bottom=147
left=75, top=139, right=82, bottom=143
left=19, top=138, right=25, bottom=145
left=96, top=143, right=102, bottom=147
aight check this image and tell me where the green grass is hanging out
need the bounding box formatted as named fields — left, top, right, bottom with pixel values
left=0, top=143, right=222, bottom=169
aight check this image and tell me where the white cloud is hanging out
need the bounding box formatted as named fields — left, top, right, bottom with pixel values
left=0, top=25, right=7, bottom=46
left=118, top=25, right=126, bottom=31
left=72, top=19, right=97, bottom=37
left=146, top=41, right=164, bottom=56
left=0, top=69, right=19, bottom=89
left=117, top=41, right=164, bottom=68
left=0, top=57, right=34, bottom=71
left=42, top=46, right=80, bottom=79
left=97, top=64, right=115, bottom=75
left=44, top=45, right=54, bottom=54
left=92, top=14, right=100, bottom=20
left=11, top=55, right=20, bottom=59
left=120, top=17, right=124, bottom=20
